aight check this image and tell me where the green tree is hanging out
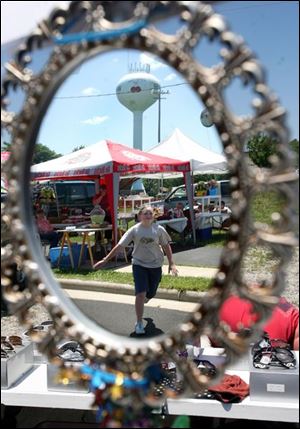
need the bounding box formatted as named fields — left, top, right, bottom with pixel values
left=2, top=142, right=61, bottom=164
left=246, top=134, right=278, bottom=168
left=32, top=143, right=62, bottom=164
left=72, top=145, right=86, bottom=152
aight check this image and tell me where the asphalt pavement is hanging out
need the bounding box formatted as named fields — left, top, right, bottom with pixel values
left=64, top=289, right=197, bottom=338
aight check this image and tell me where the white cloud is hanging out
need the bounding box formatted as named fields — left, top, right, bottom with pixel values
left=139, top=53, right=167, bottom=71
left=81, top=87, right=99, bottom=96
left=164, top=73, right=177, bottom=82
left=81, top=115, right=109, bottom=125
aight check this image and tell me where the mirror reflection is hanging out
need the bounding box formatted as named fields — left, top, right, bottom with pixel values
left=30, top=48, right=229, bottom=338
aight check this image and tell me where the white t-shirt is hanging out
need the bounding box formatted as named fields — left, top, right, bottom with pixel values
left=118, top=223, right=171, bottom=268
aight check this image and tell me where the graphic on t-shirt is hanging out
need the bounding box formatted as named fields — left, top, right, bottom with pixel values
left=140, top=237, right=155, bottom=245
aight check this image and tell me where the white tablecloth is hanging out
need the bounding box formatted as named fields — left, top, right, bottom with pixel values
left=195, top=212, right=225, bottom=229
left=156, top=217, right=188, bottom=233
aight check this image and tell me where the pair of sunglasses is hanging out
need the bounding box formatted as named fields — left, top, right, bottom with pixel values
left=253, top=347, right=296, bottom=369
left=1, top=336, right=24, bottom=358
left=24, top=321, right=53, bottom=336
left=57, top=341, right=85, bottom=362
left=1, top=335, right=23, bottom=348
left=193, top=359, right=217, bottom=377
left=252, top=334, right=290, bottom=356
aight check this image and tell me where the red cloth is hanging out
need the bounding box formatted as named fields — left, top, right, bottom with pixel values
left=208, top=374, right=249, bottom=403
left=219, top=296, right=299, bottom=347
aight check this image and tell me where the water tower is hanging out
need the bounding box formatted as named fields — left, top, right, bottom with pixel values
left=116, top=63, right=160, bottom=150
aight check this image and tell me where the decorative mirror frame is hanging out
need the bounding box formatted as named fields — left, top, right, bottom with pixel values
left=1, top=0, right=298, bottom=395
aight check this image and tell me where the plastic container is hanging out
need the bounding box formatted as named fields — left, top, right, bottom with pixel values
left=49, top=244, right=88, bottom=268
left=90, top=214, right=105, bottom=225
left=196, top=226, right=212, bottom=241
left=89, top=205, right=105, bottom=225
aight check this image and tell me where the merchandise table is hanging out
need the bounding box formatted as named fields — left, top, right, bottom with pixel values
left=1, top=364, right=298, bottom=422
left=156, top=217, right=188, bottom=233
left=167, top=348, right=299, bottom=422
left=194, top=212, right=224, bottom=229
left=166, top=369, right=299, bottom=422
left=1, top=365, right=94, bottom=410
left=56, top=225, right=112, bottom=268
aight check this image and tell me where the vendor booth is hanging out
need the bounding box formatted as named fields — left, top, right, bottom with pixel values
left=148, top=128, right=228, bottom=175
left=31, top=140, right=196, bottom=244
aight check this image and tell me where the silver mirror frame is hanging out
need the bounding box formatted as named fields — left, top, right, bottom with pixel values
left=1, top=1, right=298, bottom=394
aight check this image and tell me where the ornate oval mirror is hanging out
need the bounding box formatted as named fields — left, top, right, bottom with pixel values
left=1, top=0, right=298, bottom=413
left=28, top=46, right=227, bottom=339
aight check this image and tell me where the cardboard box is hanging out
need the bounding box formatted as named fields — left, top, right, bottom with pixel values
left=249, top=351, right=299, bottom=403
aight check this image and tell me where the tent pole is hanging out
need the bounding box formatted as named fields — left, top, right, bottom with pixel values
left=184, top=172, right=196, bottom=244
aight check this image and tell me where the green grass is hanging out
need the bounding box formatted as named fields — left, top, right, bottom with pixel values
left=251, top=191, right=284, bottom=224
left=54, top=268, right=212, bottom=292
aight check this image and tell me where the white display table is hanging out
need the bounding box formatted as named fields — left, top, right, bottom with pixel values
left=167, top=369, right=299, bottom=422
left=2, top=360, right=298, bottom=422
left=1, top=365, right=94, bottom=410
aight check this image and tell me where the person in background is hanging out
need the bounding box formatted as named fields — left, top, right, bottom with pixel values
left=93, top=206, right=178, bottom=335
left=207, top=179, right=219, bottom=196
left=93, top=184, right=111, bottom=223
left=219, top=200, right=232, bottom=214
left=173, top=202, right=185, bottom=218
left=212, top=200, right=232, bottom=228
left=36, top=208, right=62, bottom=248
left=213, top=293, right=299, bottom=350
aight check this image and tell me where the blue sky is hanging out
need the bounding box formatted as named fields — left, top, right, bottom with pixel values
left=1, top=1, right=299, bottom=156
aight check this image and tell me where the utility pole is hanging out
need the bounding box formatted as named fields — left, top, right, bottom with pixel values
left=151, top=89, right=169, bottom=144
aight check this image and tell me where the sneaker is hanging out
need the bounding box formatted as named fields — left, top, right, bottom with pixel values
left=135, top=322, right=145, bottom=335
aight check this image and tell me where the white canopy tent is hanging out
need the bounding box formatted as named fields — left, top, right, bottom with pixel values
left=148, top=128, right=228, bottom=176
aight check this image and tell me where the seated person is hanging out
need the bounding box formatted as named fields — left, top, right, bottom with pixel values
left=208, top=203, right=215, bottom=212
left=195, top=203, right=203, bottom=213
left=220, top=200, right=232, bottom=214
left=213, top=200, right=232, bottom=228
left=36, top=208, right=62, bottom=248
left=212, top=293, right=299, bottom=350
left=173, top=202, right=185, bottom=218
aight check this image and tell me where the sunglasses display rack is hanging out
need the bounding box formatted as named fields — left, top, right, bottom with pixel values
left=47, top=340, right=89, bottom=393
left=1, top=339, right=34, bottom=389
left=249, top=350, right=299, bottom=403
